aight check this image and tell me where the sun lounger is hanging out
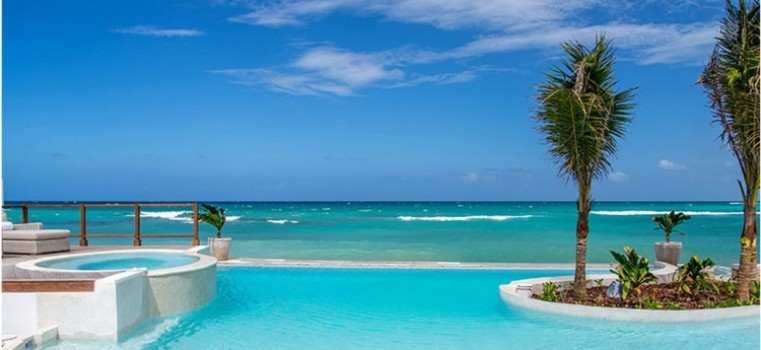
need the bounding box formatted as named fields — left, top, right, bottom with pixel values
left=2, top=219, right=71, bottom=255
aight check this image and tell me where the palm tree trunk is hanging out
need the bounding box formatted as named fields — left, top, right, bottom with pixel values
left=737, top=203, right=759, bottom=301
left=574, top=212, right=589, bottom=300
left=574, top=184, right=591, bottom=300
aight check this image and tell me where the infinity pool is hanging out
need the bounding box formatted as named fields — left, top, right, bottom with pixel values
left=45, top=267, right=760, bottom=349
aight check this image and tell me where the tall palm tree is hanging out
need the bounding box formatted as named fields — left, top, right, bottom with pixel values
left=699, top=0, right=760, bottom=301
left=536, top=35, right=636, bottom=300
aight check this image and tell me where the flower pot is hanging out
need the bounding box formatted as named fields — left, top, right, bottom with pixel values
left=208, top=237, right=231, bottom=261
left=654, top=241, right=682, bottom=266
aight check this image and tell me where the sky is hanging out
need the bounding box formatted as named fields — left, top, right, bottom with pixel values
left=0, top=0, right=746, bottom=202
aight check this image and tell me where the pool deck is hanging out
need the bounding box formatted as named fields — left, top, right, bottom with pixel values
left=2, top=246, right=612, bottom=281
left=220, top=258, right=612, bottom=270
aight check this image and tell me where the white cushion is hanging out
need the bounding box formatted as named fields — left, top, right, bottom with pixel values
left=1, top=222, right=13, bottom=231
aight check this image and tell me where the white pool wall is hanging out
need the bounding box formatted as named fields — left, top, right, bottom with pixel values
left=4, top=248, right=217, bottom=341
left=3, top=270, right=148, bottom=341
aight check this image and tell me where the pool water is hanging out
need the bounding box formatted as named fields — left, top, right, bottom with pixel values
left=36, top=252, right=199, bottom=271
left=44, top=267, right=760, bottom=349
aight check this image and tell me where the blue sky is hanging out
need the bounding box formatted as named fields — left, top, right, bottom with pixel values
left=1, top=0, right=743, bottom=201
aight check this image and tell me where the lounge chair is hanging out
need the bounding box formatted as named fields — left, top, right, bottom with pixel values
left=2, top=214, right=71, bottom=255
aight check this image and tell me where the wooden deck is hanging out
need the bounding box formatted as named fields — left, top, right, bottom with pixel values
left=2, top=245, right=190, bottom=292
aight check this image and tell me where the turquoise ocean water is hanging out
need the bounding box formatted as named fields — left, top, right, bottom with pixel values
left=4, top=201, right=759, bottom=266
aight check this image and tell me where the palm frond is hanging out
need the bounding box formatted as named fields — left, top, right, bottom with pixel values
left=699, top=0, right=760, bottom=204
left=536, top=35, right=637, bottom=186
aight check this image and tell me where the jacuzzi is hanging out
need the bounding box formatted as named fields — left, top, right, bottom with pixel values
left=20, top=249, right=206, bottom=273
left=10, top=248, right=217, bottom=340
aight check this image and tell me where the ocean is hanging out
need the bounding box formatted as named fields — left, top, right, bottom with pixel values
left=3, top=202, right=758, bottom=266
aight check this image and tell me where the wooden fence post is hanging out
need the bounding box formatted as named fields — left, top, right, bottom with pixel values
left=79, top=204, right=88, bottom=246
left=192, top=203, right=200, bottom=246
left=133, top=204, right=142, bottom=246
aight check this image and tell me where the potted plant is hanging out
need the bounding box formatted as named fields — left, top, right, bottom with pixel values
left=652, top=211, right=691, bottom=266
left=199, top=204, right=230, bottom=261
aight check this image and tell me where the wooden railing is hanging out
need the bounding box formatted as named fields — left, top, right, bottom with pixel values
left=2, top=203, right=200, bottom=246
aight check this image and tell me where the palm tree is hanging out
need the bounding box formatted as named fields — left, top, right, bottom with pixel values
left=699, top=0, right=760, bottom=301
left=653, top=211, right=692, bottom=243
left=536, top=35, right=636, bottom=300
left=199, top=204, right=227, bottom=238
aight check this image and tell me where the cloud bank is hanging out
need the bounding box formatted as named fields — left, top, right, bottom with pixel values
left=214, top=0, right=719, bottom=96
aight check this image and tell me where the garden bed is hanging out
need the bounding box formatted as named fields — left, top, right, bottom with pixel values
left=542, top=281, right=760, bottom=310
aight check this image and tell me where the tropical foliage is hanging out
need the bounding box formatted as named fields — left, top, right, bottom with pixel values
left=677, top=256, right=717, bottom=296
left=538, top=282, right=560, bottom=302
left=610, top=246, right=657, bottom=301
left=699, top=0, right=760, bottom=301
left=652, top=211, right=692, bottom=242
left=199, top=204, right=227, bottom=238
left=535, top=35, right=636, bottom=299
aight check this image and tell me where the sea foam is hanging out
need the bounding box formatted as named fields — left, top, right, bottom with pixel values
left=135, top=211, right=241, bottom=223
left=397, top=215, right=532, bottom=222
left=266, top=219, right=299, bottom=224
left=139, top=211, right=190, bottom=221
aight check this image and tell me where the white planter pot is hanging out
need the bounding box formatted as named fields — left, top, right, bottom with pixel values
left=655, top=241, right=682, bottom=266
left=208, top=237, right=231, bottom=261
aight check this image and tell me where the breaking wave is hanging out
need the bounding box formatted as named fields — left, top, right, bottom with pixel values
left=397, top=215, right=532, bottom=222
left=134, top=211, right=240, bottom=223
left=266, top=219, right=299, bottom=224
left=139, top=211, right=189, bottom=221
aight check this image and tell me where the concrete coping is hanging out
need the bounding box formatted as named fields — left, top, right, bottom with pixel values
left=499, top=261, right=760, bottom=322
left=2, top=325, right=58, bottom=350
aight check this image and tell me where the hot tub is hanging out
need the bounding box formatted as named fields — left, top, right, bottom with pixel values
left=31, top=251, right=201, bottom=272
left=11, top=248, right=217, bottom=340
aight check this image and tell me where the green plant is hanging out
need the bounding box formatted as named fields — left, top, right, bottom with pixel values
left=610, top=246, right=657, bottom=300
left=538, top=282, right=560, bottom=302
left=666, top=301, right=684, bottom=310
left=199, top=204, right=227, bottom=238
left=678, top=256, right=717, bottom=295
left=642, top=299, right=663, bottom=310
left=724, top=280, right=738, bottom=294
left=593, top=278, right=604, bottom=287
left=535, top=35, right=636, bottom=300
left=652, top=211, right=691, bottom=243
left=751, top=280, right=760, bottom=303
left=699, top=0, right=759, bottom=302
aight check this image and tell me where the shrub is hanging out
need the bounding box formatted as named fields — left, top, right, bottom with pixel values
left=538, top=282, right=560, bottom=302
left=678, top=256, right=717, bottom=295
left=610, top=246, right=657, bottom=300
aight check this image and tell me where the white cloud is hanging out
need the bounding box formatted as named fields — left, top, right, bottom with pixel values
left=609, top=171, right=630, bottom=182
left=211, top=47, right=506, bottom=96
left=461, top=172, right=479, bottom=182
left=209, top=68, right=355, bottom=96
left=215, top=0, right=719, bottom=95
left=114, top=25, right=205, bottom=37
left=658, top=159, right=686, bottom=170
left=228, top=0, right=598, bottom=30
left=226, top=0, right=718, bottom=65
left=293, top=47, right=404, bottom=87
